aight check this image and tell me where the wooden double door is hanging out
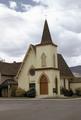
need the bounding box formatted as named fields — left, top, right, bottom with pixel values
left=40, top=75, right=48, bottom=95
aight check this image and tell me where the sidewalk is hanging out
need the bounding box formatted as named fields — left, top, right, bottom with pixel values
left=0, top=97, right=81, bottom=101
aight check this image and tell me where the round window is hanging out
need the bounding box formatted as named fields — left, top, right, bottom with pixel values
left=29, top=69, right=35, bottom=76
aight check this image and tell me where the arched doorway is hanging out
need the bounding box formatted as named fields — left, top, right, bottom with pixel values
left=40, top=75, right=48, bottom=95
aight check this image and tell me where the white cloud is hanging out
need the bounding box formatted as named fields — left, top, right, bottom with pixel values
left=0, top=1, right=81, bottom=66
left=9, top=1, right=17, bottom=9
left=0, top=4, right=45, bottom=62
left=22, top=4, right=32, bottom=11
left=65, top=56, right=81, bottom=67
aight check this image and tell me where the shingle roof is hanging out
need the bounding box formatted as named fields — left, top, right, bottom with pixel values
left=58, top=54, right=74, bottom=78
left=40, top=20, right=57, bottom=47
left=0, top=62, right=21, bottom=76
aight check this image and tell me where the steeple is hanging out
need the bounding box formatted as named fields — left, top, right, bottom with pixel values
left=41, top=20, right=52, bottom=44
left=41, top=20, right=57, bottom=47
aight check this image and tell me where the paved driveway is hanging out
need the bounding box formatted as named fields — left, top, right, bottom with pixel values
left=0, top=99, right=81, bottom=120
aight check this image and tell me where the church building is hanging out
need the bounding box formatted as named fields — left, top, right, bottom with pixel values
left=16, top=20, right=73, bottom=97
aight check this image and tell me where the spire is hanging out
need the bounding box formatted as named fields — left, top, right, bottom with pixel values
left=41, top=20, right=53, bottom=45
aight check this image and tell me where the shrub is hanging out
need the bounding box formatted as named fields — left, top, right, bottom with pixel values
left=60, top=87, right=65, bottom=95
left=75, top=88, right=81, bottom=96
left=0, top=88, right=2, bottom=97
left=68, top=89, right=74, bottom=96
left=15, top=88, right=26, bottom=97
left=25, top=88, right=36, bottom=98
left=11, top=86, right=17, bottom=97
left=61, top=87, right=73, bottom=97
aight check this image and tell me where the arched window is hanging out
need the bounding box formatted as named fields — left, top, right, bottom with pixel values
left=41, top=53, right=46, bottom=67
left=53, top=54, right=56, bottom=68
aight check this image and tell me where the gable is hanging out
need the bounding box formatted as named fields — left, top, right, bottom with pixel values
left=16, top=44, right=36, bottom=79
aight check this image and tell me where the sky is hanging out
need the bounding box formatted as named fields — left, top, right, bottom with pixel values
left=0, top=0, right=81, bottom=67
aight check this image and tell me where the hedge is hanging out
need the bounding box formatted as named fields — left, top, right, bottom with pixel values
left=15, top=88, right=26, bottom=97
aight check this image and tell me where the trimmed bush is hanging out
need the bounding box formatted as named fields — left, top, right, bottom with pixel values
left=75, top=88, right=81, bottom=96
left=15, top=88, right=26, bottom=97
left=11, top=86, right=17, bottom=97
left=25, top=88, right=36, bottom=98
left=61, top=87, right=73, bottom=97
left=60, top=87, right=65, bottom=95
left=0, top=88, right=2, bottom=97
left=68, top=89, right=74, bottom=96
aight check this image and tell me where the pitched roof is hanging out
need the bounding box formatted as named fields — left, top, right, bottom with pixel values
left=40, top=20, right=57, bottom=47
left=58, top=54, right=74, bottom=78
left=0, top=62, right=21, bottom=76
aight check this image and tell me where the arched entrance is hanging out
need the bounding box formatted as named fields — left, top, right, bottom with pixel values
left=40, top=75, right=48, bottom=95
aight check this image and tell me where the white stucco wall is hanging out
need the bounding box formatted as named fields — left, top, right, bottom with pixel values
left=60, top=79, right=64, bottom=88
left=70, top=83, right=81, bottom=92
left=18, top=47, right=36, bottom=91
left=17, top=44, right=61, bottom=97
left=60, top=78, right=69, bottom=90
left=65, top=79, right=69, bottom=89
left=36, top=45, right=58, bottom=68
